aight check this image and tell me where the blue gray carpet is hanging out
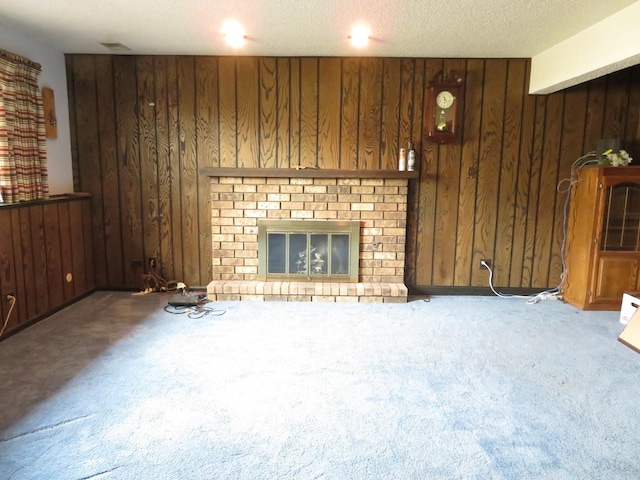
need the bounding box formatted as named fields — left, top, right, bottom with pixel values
left=0, top=292, right=638, bottom=479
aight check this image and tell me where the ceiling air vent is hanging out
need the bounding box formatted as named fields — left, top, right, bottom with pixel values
left=100, top=42, right=131, bottom=52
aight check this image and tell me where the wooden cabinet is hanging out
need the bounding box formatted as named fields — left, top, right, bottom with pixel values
left=564, top=166, right=640, bottom=310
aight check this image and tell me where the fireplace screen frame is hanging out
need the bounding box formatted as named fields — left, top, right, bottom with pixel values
left=257, top=220, right=360, bottom=282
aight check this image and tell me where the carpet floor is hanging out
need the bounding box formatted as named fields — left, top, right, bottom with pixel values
left=0, top=292, right=639, bottom=479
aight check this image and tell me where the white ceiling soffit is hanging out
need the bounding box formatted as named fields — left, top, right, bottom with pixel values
left=530, top=2, right=640, bottom=94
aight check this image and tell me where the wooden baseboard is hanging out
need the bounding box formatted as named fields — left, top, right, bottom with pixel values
left=408, top=285, right=554, bottom=297
left=0, top=289, right=96, bottom=342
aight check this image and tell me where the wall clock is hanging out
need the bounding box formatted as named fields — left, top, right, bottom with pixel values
left=425, top=70, right=463, bottom=144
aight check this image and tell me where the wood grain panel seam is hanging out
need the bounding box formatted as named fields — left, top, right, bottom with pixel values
left=275, top=59, right=280, bottom=167
left=506, top=60, right=528, bottom=287
left=66, top=57, right=80, bottom=192
left=217, top=59, right=222, bottom=168
left=490, top=60, right=510, bottom=283
left=193, top=57, right=203, bottom=282
left=93, top=55, right=108, bottom=285
left=378, top=60, right=386, bottom=169
left=257, top=58, right=262, bottom=168
left=134, top=57, right=147, bottom=280
left=316, top=59, right=320, bottom=168
left=450, top=62, right=465, bottom=285
left=468, top=60, right=486, bottom=286
left=234, top=60, right=239, bottom=167
left=297, top=60, right=302, bottom=165
left=528, top=97, right=547, bottom=287
left=105, top=56, right=125, bottom=286
left=546, top=94, right=567, bottom=287
left=338, top=58, right=344, bottom=170
left=411, top=57, right=420, bottom=276
left=356, top=60, right=363, bottom=169
left=289, top=59, right=293, bottom=168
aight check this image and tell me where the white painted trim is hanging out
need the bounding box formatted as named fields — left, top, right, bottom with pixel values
left=530, top=2, right=640, bottom=94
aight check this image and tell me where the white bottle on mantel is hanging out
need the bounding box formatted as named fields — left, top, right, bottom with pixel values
left=398, top=148, right=406, bottom=171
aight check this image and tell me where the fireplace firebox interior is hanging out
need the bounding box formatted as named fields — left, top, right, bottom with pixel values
left=258, top=220, right=360, bottom=282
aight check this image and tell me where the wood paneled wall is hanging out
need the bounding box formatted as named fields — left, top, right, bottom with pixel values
left=0, top=196, right=94, bottom=338
left=65, top=55, right=640, bottom=291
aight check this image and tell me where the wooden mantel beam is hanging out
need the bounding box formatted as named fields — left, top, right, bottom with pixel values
left=199, top=167, right=419, bottom=179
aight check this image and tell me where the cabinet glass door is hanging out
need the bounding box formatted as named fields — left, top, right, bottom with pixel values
left=601, top=183, right=640, bottom=251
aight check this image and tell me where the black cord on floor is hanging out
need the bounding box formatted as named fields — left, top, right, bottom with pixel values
left=163, top=303, right=226, bottom=319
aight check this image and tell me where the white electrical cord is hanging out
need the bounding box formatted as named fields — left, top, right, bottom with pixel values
left=481, top=151, right=599, bottom=305
left=1, top=295, right=17, bottom=338
left=557, top=151, right=599, bottom=294
left=480, top=261, right=559, bottom=304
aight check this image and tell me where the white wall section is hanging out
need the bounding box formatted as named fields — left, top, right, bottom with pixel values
left=0, top=23, right=74, bottom=195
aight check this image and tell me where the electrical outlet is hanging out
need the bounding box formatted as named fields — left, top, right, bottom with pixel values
left=480, top=259, right=492, bottom=269
left=147, top=257, right=158, bottom=272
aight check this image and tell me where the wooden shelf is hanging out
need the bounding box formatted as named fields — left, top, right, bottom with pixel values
left=0, top=192, right=92, bottom=210
left=199, top=167, right=419, bottom=179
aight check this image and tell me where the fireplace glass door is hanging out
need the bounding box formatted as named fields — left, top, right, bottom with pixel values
left=258, top=220, right=360, bottom=282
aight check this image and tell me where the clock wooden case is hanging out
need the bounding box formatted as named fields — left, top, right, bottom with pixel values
left=425, top=70, right=463, bottom=144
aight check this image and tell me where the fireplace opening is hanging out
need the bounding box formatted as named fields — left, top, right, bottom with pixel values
left=258, top=220, right=360, bottom=282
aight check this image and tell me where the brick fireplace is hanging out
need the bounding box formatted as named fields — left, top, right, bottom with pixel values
left=203, top=168, right=417, bottom=302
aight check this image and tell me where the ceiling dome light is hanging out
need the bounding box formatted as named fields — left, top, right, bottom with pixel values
left=349, top=24, right=371, bottom=48
left=221, top=19, right=246, bottom=48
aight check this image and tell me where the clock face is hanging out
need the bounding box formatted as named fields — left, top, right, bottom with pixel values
left=436, top=90, right=455, bottom=109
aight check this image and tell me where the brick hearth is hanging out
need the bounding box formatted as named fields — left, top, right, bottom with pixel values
left=207, top=280, right=407, bottom=303
left=206, top=173, right=411, bottom=302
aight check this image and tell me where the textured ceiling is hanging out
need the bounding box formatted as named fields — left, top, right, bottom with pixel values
left=0, top=0, right=638, bottom=58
